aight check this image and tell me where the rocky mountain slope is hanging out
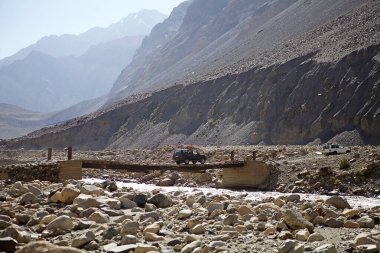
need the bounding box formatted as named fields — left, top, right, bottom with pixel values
left=3, top=0, right=380, bottom=149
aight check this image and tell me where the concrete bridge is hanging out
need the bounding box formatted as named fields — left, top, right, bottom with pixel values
left=59, top=158, right=271, bottom=188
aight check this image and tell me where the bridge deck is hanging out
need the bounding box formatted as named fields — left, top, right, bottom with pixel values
left=81, top=160, right=245, bottom=173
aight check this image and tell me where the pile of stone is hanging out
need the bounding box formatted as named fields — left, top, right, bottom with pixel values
left=0, top=179, right=379, bottom=253
left=0, top=162, right=60, bottom=182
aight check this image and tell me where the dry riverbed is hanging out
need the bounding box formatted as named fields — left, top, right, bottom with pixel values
left=0, top=145, right=379, bottom=252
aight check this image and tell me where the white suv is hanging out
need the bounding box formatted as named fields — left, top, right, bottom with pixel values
left=322, top=143, right=351, bottom=156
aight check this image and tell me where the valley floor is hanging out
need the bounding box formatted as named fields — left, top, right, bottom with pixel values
left=0, top=145, right=379, bottom=252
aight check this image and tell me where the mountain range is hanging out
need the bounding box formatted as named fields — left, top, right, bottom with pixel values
left=2, top=0, right=380, bottom=148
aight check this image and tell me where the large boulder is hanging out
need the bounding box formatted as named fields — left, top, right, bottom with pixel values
left=283, top=209, right=314, bottom=232
left=80, top=185, right=103, bottom=196
left=147, top=193, right=172, bottom=208
left=325, top=196, right=351, bottom=209
left=119, top=195, right=138, bottom=209
left=46, top=215, right=73, bottom=232
left=60, top=185, right=80, bottom=204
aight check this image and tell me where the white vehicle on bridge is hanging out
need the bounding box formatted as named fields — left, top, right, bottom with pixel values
left=322, top=143, right=351, bottom=156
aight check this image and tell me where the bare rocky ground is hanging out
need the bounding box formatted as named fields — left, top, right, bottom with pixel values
left=0, top=145, right=379, bottom=253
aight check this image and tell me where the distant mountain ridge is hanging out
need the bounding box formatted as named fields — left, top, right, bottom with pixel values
left=0, top=10, right=167, bottom=68
left=4, top=0, right=379, bottom=149
left=0, top=9, right=166, bottom=138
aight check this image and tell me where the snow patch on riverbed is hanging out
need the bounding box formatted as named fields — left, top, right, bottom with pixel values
left=82, top=178, right=380, bottom=209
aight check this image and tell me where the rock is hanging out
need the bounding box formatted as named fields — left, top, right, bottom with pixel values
left=15, top=213, right=31, bottom=225
left=121, top=235, right=138, bottom=245
left=133, top=193, right=148, bottom=207
left=286, top=194, right=301, bottom=203
left=344, top=220, right=360, bottom=228
left=357, top=216, right=375, bottom=228
left=135, top=244, right=159, bottom=253
left=354, top=233, right=378, bottom=246
left=181, top=240, right=202, bottom=253
left=278, top=231, right=294, bottom=240
left=143, top=222, right=160, bottom=235
left=0, top=220, right=11, bottom=229
left=223, top=214, right=238, bottom=226
left=356, top=244, right=378, bottom=253
left=103, top=226, right=119, bottom=240
left=178, top=209, right=192, bottom=219
left=0, top=237, right=17, bottom=253
left=60, top=185, right=80, bottom=204
left=325, top=218, right=344, bottom=228
left=106, top=244, right=137, bottom=253
left=19, top=192, right=38, bottom=205
left=312, top=244, right=337, bottom=253
left=144, top=203, right=156, bottom=211
left=147, top=193, right=172, bottom=208
left=168, top=238, right=182, bottom=246
left=190, top=224, right=206, bottom=234
left=235, top=224, right=247, bottom=234
left=50, top=191, right=62, bottom=203
left=73, top=194, right=102, bottom=209
left=283, top=209, right=314, bottom=232
left=312, top=216, right=325, bottom=226
left=305, top=209, right=319, bottom=222
left=107, top=181, right=118, bottom=192
left=121, top=221, right=140, bottom=235
left=119, top=195, right=138, bottom=209
left=1, top=225, right=31, bottom=243
left=96, top=197, right=121, bottom=210
left=295, top=229, right=310, bottom=241
left=40, top=214, right=58, bottom=225
left=342, top=209, right=359, bottom=218
left=274, top=198, right=286, bottom=207
left=325, top=196, right=351, bottom=209
left=0, top=214, right=11, bottom=222
left=46, top=215, right=73, bottom=232
left=278, top=239, right=297, bottom=253
left=264, top=227, right=277, bottom=236
left=15, top=241, right=85, bottom=253
left=80, top=185, right=103, bottom=196
left=88, top=211, right=109, bottom=223
left=308, top=233, right=325, bottom=242
left=207, top=202, right=224, bottom=214
left=71, top=230, right=95, bottom=248
left=144, top=232, right=165, bottom=241
left=208, top=241, right=226, bottom=248
left=159, top=177, right=174, bottom=186
left=27, top=184, right=42, bottom=196
left=293, top=244, right=305, bottom=253
left=83, top=241, right=99, bottom=251
left=237, top=205, right=254, bottom=216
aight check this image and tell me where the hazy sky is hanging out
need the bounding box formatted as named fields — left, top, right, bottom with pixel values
left=0, top=0, right=185, bottom=59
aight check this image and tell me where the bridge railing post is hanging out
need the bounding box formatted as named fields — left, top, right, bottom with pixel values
left=68, top=147, right=72, bottom=160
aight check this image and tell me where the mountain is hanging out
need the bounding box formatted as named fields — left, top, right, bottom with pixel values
left=0, top=10, right=167, bottom=112
left=0, top=10, right=167, bottom=68
left=3, top=0, right=380, bottom=149
left=0, top=35, right=143, bottom=112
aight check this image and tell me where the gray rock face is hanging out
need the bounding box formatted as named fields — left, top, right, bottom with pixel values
left=283, top=209, right=314, bottom=232
left=46, top=215, right=73, bottom=231
left=325, top=196, right=351, bottom=209
left=147, top=193, right=173, bottom=208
